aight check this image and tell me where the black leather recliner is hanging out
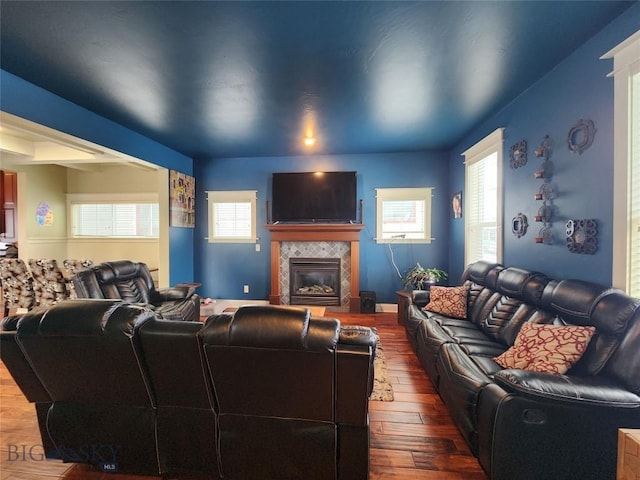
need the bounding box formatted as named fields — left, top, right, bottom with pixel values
left=1, top=301, right=375, bottom=478
left=135, top=316, right=219, bottom=476
left=72, top=260, right=200, bottom=322
left=12, top=299, right=161, bottom=474
left=200, top=305, right=375, bottom=480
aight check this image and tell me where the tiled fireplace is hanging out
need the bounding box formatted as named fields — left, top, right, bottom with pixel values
left=289, top=257, right=341, bottom=306
left=266, top=223, right=364, bottom=312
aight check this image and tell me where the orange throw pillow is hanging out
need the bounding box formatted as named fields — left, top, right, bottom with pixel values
left=494, top=323, right=595, bottom=374
left=423, top=286, right=469, bottom=319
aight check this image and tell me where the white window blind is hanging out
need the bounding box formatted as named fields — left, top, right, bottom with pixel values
left=68, top=196, right=159, bottom=238
left=605, top=30, right=640, bottom=295
left=629, top=70, right=640, bottom=296
left=467, top=153, right=498, bottom=263
left=375, top=187, right=432, bottom=243
left=207, top=190, right=257, bottom=243
left=463, top=128, right=503, bottom=265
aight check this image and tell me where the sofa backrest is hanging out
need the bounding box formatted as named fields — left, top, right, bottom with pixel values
left=462, top=263, right=552, bottom=346
left=16, top=299, right=156, bottom=405
left=201, top=305, right=339, bottom=421
left=73, top=260, right=155, bottom=304
left=135, top=316, right=219, bottom=475
left=603, top=297, right=640, bottom=395
left=549, top=280, right=640, bottom=392
left=136, top=318, right=215, bottom=409
left=199, top=305, right=341, bottom=479
left=460, top=262, right=640, bottom=394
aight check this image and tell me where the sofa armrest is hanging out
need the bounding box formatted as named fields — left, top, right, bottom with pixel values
left=494, top=369, right=640, bottom=407
left=411, top=289, right=431, bottom=308
left=153, top=286, right=193, bottom=302
left=339, top=325, right=376, bottom=349
left=1, top=331, right=51, bottom=402
left=336, top=325, right=375, bottom=426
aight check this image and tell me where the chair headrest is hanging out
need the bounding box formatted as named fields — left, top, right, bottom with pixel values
left=16, top=299, right=154, bottom=336
left=201, top=305, right=340, bottom=351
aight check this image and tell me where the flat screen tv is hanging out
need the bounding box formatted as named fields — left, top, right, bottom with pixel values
left=271, top=171, right=357, bottom=223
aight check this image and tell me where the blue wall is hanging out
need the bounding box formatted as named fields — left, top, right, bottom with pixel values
left=448, top=4, right=640, bottom=284
left=194, top=151, right=450, bottom=303
left=3, top=2, right=638, bottom=296
left=0, top=70, right=196, bottom=285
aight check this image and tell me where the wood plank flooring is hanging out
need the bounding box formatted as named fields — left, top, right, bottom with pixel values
left=0, top=312, right=487, bottom=479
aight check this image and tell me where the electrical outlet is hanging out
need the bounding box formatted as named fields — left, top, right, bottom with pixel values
left=243, top=285, right=249, bottom=294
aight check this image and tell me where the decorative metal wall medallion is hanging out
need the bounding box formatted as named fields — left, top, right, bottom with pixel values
left=567, top=119, right=596, bottom=155
left=509, top=139, right=528, bottom=169
left=534, top=135, right=553, bottom=159
left=535, top=226, right=553, bottom=244
left=535, top=159, right=554, bottom=179
left=535, top=203, right=553, bottom=223
left=566, top=219, right=597, bottom=254
left=511, top=213, right=528, bottom=238
left=534, top=182, right=554, bottom=201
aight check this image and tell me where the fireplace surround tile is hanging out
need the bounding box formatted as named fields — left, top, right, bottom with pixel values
left=280, top=241, right=350, bottom=307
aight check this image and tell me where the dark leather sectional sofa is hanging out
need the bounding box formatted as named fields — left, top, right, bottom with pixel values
left=402, top=261, right=640, bottom=480
left=0, top=300, right=376, bottom=479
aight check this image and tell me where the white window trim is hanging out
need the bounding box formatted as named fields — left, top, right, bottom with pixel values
left=206, top=190, right=257, bottom=243
left=602, top=30, right=640, bottom=292
left=462, top=128, right=504, bottom=265
left=375, top=187, right=433, bottom=244
left=66, top=192, right=159, bottom=239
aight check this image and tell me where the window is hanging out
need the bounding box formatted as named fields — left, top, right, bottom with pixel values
left=68, top=194, right=159, bottom=238
left=375, top=187, right=432, bottom=243
left=605, top=30, right=640, bottom=295
left=463, top=128, right=504, bottom=264
left=207, top=190, right=257, bottom=243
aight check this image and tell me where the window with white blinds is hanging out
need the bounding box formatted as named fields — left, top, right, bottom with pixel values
left=375, top=187, right=432, bottom=243
left=207, top=190, right=257, bottom=243
left=606, top=30, right=640, bottom=296
left=463, top=128, right=504, bottom=265
left=627, top=70, right=640, bottom=296
left=68, top=194, right=159, bottom=238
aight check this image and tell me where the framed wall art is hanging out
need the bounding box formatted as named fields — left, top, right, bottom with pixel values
left=452, top=191, right=462, bottom=218
left=169, top=170, right=195, bottom=228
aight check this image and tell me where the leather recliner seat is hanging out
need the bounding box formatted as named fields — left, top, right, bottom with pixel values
left=10, top=299, right=161, bottom=474
left=200, top=305, right=376, bottom=480
left=72, top=260, right=201, bottom=322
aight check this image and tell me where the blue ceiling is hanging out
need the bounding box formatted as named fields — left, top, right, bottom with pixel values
left=0, top=1, right=634, bottom=159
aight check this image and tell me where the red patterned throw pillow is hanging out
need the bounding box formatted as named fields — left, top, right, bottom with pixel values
left=494, top=323, right=596, bottom=374
left=423, top=286, right=469, bottom=319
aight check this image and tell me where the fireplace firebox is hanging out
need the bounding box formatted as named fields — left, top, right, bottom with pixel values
left=289, top=257, right=340, bottom=306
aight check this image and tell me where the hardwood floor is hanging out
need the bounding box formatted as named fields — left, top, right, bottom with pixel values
left=0, top=312, right=486, bottom=479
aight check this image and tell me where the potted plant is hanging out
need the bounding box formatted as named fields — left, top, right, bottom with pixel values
left=402, top=262, right=448, bottom=290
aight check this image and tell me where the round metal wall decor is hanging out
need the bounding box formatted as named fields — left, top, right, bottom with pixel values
left=535, top=226, right=553, bottom=244
left=511, top=213, right=528, bottom=238
left=567, top=119, right=596, bottom=155
left=566, top=219, right=597, bottom=254
left=534, top=135, right=553, bottom=160
left=509, top=139, right=527, bottom=169
left=535, top=181, right=554, bottom=201
left=536, top=203, right=553, bottom=223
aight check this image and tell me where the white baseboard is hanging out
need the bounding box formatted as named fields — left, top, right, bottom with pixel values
left=377, top=303, right=397, bottom=313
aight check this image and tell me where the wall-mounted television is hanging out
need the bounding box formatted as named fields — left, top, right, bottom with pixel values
left=271, top=171, right=357, bottom=223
